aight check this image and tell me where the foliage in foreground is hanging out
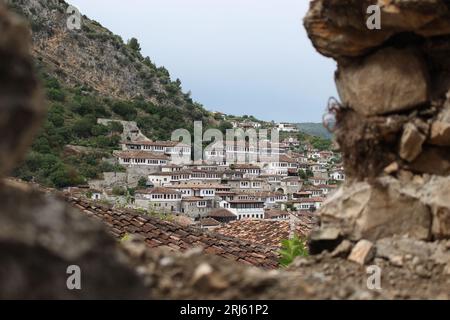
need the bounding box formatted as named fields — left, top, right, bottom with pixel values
left=279, top=235, right=309, bottom=267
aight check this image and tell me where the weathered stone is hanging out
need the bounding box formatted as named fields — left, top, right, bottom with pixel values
left=0, top=5, right=147, bottom=299
left=317, top=177, right=431, bottom=242
left=304, top=0, right=450, bottom=59
left=348, top=240, right=375, bottom=265
left=399, top=123, right=427, bottom=162
left=336, top=48, right=429, bottom=116
left=418, top=176, right=450, bottom=239
left=409, top=147, right=450, bottom=175
left=429, top=121, right=450, bottom=146
left=191, top=263, right=229, bottom=290
left=331, top=240, right=353, bottom=258
left=0, top=180, right=147, bottom=299
left=0, top=4, right=45, bottom=177
left=384, top=162, right=399, bottom=175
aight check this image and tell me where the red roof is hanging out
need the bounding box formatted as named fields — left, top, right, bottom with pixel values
left=68, top=197, right=280, bottom=269
left=207, top=208, right=236, bottom=218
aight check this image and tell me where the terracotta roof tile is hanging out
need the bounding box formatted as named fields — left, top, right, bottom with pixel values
left=67, top=197, right=280, bottom=269
left=215, top=218, right=315, bottom=249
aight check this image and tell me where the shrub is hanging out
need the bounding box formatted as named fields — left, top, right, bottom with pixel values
left=112, top=186, right=127, bottom=196
left=72, top=117, right=95, bottom=138
left=47, top=88, right=65, bottom=102
left=111, top=101, right=137, bottom=120
left=127, top=37, right=141, bottom=52
left=279, top=235, right=309, bottom=267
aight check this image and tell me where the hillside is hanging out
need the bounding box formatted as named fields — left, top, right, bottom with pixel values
left=296, top=123, right=333, bottom=140
left=7, top=0, right=227, bottom=188
left=7, top=0, right=331, bottom=189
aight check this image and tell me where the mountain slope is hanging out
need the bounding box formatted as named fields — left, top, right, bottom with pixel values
left=8, top=0, right=225, bottom=187
left=296, top=123, right=333, bottom=140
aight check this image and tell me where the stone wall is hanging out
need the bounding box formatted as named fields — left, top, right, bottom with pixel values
left=305, top=0, right=450, bottom=247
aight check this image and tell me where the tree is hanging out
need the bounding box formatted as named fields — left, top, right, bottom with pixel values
left=218, top=120, right=233, bottom=133
left=127, top=37, right=141, bottom=52
left=298, top=169, right=307, bottom=180
left=112, top=101, right=137, bottom=120
left=107, top=121, right=124, bottom=134
left=138, top=177, right=148, bottom=188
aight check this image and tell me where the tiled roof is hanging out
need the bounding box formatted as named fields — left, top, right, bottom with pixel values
left=232, top=164, right=261, bottom=169
left=67, top=197, right=279, bottom=269
left=114, top=151, right=170, bottom=160
left=182, top=197, right=205, bottom=202
left=278, top=155, right=297, bottom=163
left=290, top=197, right=325, bottom=203
left=198, top=218, right=221, bottom=227
left=264, top=209, right=290, bottom=219
left=207, top=208, right=236, bottom=218
left=214, top=218, right=314, bottom=249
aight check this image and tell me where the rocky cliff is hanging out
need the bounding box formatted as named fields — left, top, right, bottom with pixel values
left=10, top=0, right=197, bottom=107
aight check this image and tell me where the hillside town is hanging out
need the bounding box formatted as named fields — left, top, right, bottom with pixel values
left=65, top=120, right=344, bottom=230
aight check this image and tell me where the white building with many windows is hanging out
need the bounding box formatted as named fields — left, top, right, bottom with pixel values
left=115, top=151, right=170, bottom=167
left=220, top=199, right=265, bottom=220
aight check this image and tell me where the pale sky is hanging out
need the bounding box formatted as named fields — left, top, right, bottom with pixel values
left=69, top=0, right=337, bottom=122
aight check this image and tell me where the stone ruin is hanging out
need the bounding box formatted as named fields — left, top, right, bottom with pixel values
left=305, top=0, right=450, bottom=250
left=0, top=1, right=448, bottom=299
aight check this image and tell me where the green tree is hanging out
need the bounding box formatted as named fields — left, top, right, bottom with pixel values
left=112, top=101, right=137, bottom=120
left=298, top=169, right=307, bottom=180
left=138, top=177, right=148, bottom=188
left=127, top=37, right=141, bottom=52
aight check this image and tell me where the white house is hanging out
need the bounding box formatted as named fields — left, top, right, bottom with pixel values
left=330, top=170, right=346, bottom=181
left=276, top=123, right=299, bottom=133
left=115, top=151, right=170, bottom=167
left=290, top=197, right=324, bottom=212
left=263, top=155, right=297, bottom=176
left=220, top=199, right=265, bottom=220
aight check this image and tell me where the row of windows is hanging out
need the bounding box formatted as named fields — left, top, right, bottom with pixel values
left=240, top=182, right=261, bottom=188
left=151, top=194, right=180, bottom=200
left=122, top=158, right=167, bottom=165
left=238, top=214, right=264, bottom=219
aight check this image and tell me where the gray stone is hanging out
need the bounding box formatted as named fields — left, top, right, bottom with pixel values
left=336, top=48, right=429, bottom=116
left=318, top=177, right=431, bottom=242
left=418, top=176, right=450, bottom=239
left=399, top=123, right=426, bottom=162
left=429, top=121, right=450, bottom=146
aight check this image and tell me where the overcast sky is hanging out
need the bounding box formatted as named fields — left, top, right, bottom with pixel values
left=69, top=0, right=337, bottom=122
